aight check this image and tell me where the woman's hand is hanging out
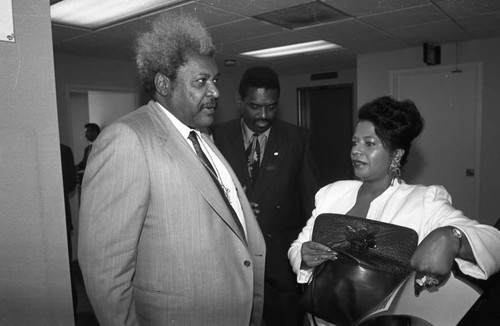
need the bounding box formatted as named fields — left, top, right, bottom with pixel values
left=300, top=241, right=337, bottom=270
left=410, top=227, right=461, bottom=293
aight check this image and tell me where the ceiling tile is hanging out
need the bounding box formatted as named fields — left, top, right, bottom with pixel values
left=321, top=0, right=429, bottom=17
left=455, top=12, right=500, bottom=39
left=435, top=0, right=500, bottom=18
left=361, top=4, right=447, bottom=30
left=296, top=19, right=408, bottom=52
left=208, top=17, right=286, bottom=42
left=165, top=1, right=246, bottom=26
left=51, top=25, right=90, bottom=44
left=196, top=0, right=313, bottom=16
left=388, top=20, right=472, bottom=46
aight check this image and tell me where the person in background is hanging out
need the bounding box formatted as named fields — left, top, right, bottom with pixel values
left=78, top=12, right=266, bottom=326
left=212, top=66, right=319, bottom=326
left=76, top=123, right=100, bottom=184
left=288, top=96, right=500, bottom=326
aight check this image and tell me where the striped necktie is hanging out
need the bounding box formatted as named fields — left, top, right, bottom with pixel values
left=188, top=131, right=246, bottom=241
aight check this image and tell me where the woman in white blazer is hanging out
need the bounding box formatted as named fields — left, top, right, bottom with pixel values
left=288, top=96, right=500, bottom=326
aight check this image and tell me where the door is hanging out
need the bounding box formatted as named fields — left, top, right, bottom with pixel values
left=298, top=84, right=354, bottom=187
left=391, top=63, right=482, bottom=217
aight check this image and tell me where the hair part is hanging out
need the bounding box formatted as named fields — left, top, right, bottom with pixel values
left=358, top=96, right=424, bottom=167
left=238, top=66, right=280, bottom=100
left=135, top=12, right=216, bottom=100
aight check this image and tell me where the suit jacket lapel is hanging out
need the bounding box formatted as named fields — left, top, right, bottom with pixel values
left=148, top=102, right=247, bottom=244
left=225, top=122, right=252, bottom=191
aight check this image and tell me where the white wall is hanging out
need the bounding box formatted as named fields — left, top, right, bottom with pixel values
left=54, top=53, right=143, bottom=147
left=357, top=37, right=500, bottom=226
left=0, top=1, right=74, bottom=323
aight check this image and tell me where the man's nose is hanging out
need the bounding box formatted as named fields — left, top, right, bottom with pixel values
left=207, top=83, right=219, bottom=98
left=258, top=107, right=269, bottom=119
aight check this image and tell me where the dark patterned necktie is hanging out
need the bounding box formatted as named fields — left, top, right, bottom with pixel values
left=188, top=131, right=246, bottom=241
left=246, top=133, right=261, bottom=185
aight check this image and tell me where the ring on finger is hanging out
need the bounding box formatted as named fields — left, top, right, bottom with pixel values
left=416, top=275, right=439, bottom=287
left=425, top=276, right=440, bottom=286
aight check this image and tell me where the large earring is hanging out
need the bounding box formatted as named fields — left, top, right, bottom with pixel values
left=389, top=156, right=401, bottom=185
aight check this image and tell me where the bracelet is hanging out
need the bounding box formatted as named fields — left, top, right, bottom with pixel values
left=449, top=226, right=463, bottom=252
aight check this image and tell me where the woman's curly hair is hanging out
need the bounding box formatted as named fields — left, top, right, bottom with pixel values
left=358, top=96, right=424, bottom=167
left=135, top=12, right=216, bottom=99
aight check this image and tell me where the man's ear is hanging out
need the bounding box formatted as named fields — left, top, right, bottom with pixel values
left=154, top=73, right=170, bottom=97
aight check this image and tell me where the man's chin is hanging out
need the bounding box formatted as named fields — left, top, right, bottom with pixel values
left=193, top=114, right=215, bottom=129
left=254, top=122, right=271, bottom=133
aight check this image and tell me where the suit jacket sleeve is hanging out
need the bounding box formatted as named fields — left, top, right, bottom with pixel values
left=78, top=122, right=148, bottom=325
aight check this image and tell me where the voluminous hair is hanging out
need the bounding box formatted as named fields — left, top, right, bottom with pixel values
left=135, top=12, right=216, bottom=99
left=358, top=96, right=424, bottom=167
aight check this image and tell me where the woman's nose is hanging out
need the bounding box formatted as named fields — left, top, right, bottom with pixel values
left=351, top=146, right=362, bottom=155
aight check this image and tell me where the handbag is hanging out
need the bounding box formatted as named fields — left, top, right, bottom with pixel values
left=300, top=213, right=419, bottom=326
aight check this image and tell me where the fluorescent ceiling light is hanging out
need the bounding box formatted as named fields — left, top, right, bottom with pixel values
left=240, top=40, right=342, bottom=58
left=50, top=0, right=184, bottom=29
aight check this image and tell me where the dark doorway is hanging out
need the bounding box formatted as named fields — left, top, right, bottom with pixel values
left=298, top=84, right=354, bottom=187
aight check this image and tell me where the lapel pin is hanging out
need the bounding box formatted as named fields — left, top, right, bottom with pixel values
left=273, top=152, right=279, bottom=156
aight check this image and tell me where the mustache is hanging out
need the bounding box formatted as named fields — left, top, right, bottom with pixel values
left=201, top=99, right=217, bottom=108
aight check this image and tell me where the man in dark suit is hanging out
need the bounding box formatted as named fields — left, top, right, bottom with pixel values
left=76, top=123, right=100, bottom=184
left=212, top=66, right=319, bottom=326
left=78, top=12, right=265, bottom=326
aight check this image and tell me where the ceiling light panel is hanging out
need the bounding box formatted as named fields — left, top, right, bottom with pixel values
left=51, top=0, right=185, bottom=29
left=240, top=40, right=341, bottom=58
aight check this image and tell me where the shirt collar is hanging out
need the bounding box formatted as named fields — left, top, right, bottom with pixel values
left=156, top=101, right=200, bottom=139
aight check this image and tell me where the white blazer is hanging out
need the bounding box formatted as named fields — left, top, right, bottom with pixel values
left=289, top=180, right=500, bottom=284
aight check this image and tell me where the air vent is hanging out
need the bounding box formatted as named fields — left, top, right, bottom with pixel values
left=311, top=72, right=338, bottom=80
left=253, top=1, right=349, bottom=30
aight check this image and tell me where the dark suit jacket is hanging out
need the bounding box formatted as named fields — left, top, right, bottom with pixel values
left=212, top=119, right=319, bottom=290
left=60, top=143, right=77, bottom=232
left=76, top=144, right=92, bottom=171
left=78, top=101, right=266, bottom=325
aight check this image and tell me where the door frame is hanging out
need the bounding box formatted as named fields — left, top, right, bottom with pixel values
left=297, top=83, right=355, bottom=128
left=390, top=62, right=482, bottom=217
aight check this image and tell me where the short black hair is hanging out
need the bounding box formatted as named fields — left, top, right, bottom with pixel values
left=84, top=123, right=101, bottom=134
left=238, top=66, right=280, bottom=100
left=358, top=96, right=424, bottom=167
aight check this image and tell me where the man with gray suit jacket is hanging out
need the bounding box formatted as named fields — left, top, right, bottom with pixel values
left=78, top=12, right=266, bottom=326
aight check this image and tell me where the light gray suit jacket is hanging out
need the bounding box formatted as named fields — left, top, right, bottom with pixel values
left=78, top=100, right=266, bottom=326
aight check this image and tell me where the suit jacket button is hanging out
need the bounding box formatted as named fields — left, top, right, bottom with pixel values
left=244, top=260, right=251, bottom=267
left=275, top=205, right=280, bottom=209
